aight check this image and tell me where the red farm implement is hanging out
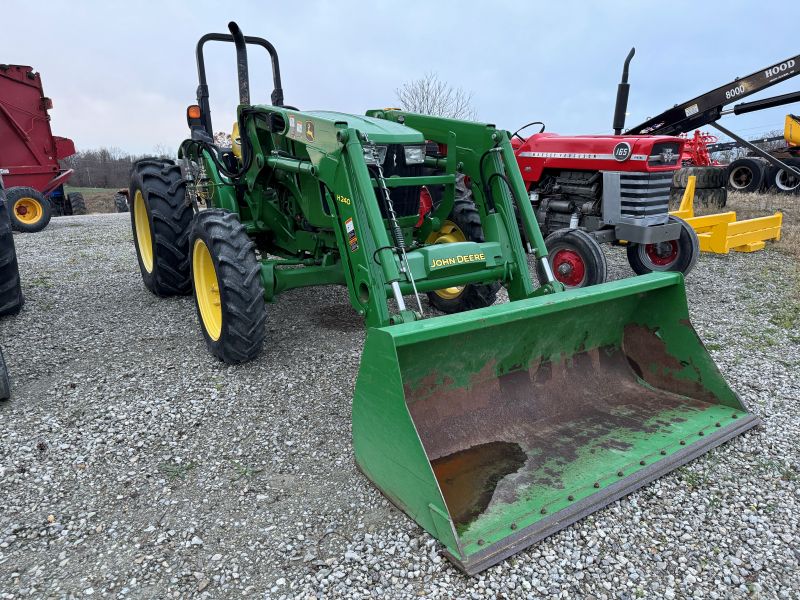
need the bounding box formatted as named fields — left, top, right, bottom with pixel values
left=0, top=64, right=85, bottom=232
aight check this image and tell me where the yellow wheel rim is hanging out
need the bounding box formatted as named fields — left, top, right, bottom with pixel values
left=133, top=190, right=154, bottom=273
left=193, top=239, right=222, bottom=341
left=426, top=221, right=467, bottom=300
left=13, top=198, right=43, bottom=225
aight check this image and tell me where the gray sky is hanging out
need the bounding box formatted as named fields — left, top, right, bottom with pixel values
left=5, top=0, right=798, bottom=154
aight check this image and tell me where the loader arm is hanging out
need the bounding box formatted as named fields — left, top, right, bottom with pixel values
left=626, top=53, right=800, bottom=136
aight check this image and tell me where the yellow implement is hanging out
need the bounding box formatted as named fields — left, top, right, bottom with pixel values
left=670, top=176, right=782, bottom=254
left=785, top=114, right=800, bottom=147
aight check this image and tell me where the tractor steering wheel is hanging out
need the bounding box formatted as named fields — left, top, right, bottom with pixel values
left=512, top=121, right=546, bottom=141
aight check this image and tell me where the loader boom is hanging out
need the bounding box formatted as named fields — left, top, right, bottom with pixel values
left=626, top=53, right=800, bottom=136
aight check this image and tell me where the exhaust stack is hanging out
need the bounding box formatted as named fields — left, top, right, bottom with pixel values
left=613, top=48, right=636, bottom=135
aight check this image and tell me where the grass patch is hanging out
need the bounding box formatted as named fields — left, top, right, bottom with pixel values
left=158, top=461, right=197, bottom=480
left=229, top=460, right=264, bottom=482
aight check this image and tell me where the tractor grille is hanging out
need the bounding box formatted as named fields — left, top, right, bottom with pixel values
left=616, top=172, right=672, bottom=226
left=378, top=145, right=422, bottom=218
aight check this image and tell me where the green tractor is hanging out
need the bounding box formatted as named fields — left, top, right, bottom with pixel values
left=129, top=23, right=758, bottom=574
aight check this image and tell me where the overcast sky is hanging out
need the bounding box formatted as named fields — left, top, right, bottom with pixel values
left=4, top=1, right=798, bottom=154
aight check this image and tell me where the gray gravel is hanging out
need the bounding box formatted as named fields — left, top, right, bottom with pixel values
left=1, top=213, right=798, bottom=599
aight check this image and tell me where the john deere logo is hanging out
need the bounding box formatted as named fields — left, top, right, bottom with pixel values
left=305, top=121, right=315, bottom=142
left=613, top=142, right=632, bottom=161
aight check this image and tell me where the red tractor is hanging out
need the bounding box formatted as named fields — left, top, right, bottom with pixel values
left=508, top=50, right=697, bottom=288
left=511, top=128, right=695, bottom=287
left=0, top=64, right=85, bottom=233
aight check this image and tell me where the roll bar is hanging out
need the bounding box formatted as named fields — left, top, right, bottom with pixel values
left=194, top=21, right=284, bottom=134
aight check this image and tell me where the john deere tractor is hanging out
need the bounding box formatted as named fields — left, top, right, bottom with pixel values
left=128, top=23, right=758, bottom=574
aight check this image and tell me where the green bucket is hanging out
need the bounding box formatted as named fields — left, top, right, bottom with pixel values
left=352, top=272, right=759, bottom=574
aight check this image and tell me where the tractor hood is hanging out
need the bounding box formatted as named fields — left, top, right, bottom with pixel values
left=514, top=132, right=685, bottom=178
left=304, top=111, right=425, bottom=144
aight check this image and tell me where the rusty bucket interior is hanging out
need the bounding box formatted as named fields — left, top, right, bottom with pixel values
left=352, top=272, right=759, bottom=574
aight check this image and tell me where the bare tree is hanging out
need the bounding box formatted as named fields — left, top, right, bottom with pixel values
left=396, top=73, right=477, bottom=120
left=153, top=144, right=176, bottom=160
left=713, top=129, right=786, bottom=163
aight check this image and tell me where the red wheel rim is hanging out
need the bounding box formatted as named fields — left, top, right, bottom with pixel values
left=552, top=249, right=585, bottom=287
left=644, top=241, right=679, bottom=267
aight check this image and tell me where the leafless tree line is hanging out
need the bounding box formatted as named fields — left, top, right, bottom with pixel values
left=711, top=129, right=787, bottom=163
left=62, top=146, right=176, bottom=189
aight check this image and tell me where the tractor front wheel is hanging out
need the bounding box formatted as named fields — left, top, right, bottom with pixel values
left=426, top=186, right=499, bottom=313
left=190, top=210, right=267, bottom=364
left=540, top=229, right=607, bottom=289
left=626, top=216, right=699, bottom=277
left=6, top=187, right=52, bottom=233
left=129, top=159, right=193, bottom=296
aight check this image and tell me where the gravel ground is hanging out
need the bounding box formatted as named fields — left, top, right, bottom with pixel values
left=1, top=213, right=798, bottom=599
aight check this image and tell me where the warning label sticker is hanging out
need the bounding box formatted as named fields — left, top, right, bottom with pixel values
left=345, top=218, right=358, bottom=252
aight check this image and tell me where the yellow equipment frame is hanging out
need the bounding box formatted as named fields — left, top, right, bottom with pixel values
left=670, top=176, right=783, bottom=254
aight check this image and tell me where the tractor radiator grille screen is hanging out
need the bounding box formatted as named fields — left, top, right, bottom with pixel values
left=614, top=172, right=672, bottom=226
left=648, top=142, right=681, bottom=167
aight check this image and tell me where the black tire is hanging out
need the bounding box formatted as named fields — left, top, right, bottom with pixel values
left=114, top=192, right=129, bottom=213
left=0, top=346, right=10, bottom=401
left=626, top=216, right=699, bottom=277
left=190, top=210, right=266, bottom=364
left=694, top=187, right=727, bottom=208
left=673, top=166, right=726, bottom=189
left=426, top=177, right=500, bottom=313
left=0, top=192, right=24, bottom=316
left=50, top=195, right=66, bottom=218
left=766, top=158, right=800, bottom=194
left=727, top=158, right=766, bottom=193
left=538, top=229, right=607, bottom=289
left=67, top=192, right=87, bottom=215
left=129, top=159, right=193, bottom=296
left=5, top=186, right=52, bottom=233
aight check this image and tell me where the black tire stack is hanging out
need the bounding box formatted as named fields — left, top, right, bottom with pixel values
left=726, top=158, right=767, bottom=194
left=670, top=166, right=727, bottom=208
left=764, top=157, right=800, bottom=194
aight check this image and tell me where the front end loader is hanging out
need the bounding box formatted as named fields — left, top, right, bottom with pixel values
left=128, top=22, right=759, bottom=574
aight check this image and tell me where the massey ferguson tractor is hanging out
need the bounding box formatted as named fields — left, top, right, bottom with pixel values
left=511, top=50, right=699, bottom=288
left=127, top=23, right=758, bottom=574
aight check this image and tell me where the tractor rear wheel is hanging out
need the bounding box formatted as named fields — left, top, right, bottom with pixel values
left=190, top=210, right=267, bottom=364
left=67, top=192, right=87, bottom=215
left=426, top=180, right=499, bottom=313
left=626, top=216, right=699, bottom=277
left=0, top=194, right=24, bottom=316
left=540, top=228, right=607, bottom=289
left=6, top=187, right=52, bottom=233
left=129, top=159, right=193, bottom=296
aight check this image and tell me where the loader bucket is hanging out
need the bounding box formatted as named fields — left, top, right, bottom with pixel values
left=352, top=272, right=758, bottom=574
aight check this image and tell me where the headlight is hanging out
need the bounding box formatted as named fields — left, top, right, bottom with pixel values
left=363, top=144, right=388, bottom=165
left=403, top=145, right=426, bottom=165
